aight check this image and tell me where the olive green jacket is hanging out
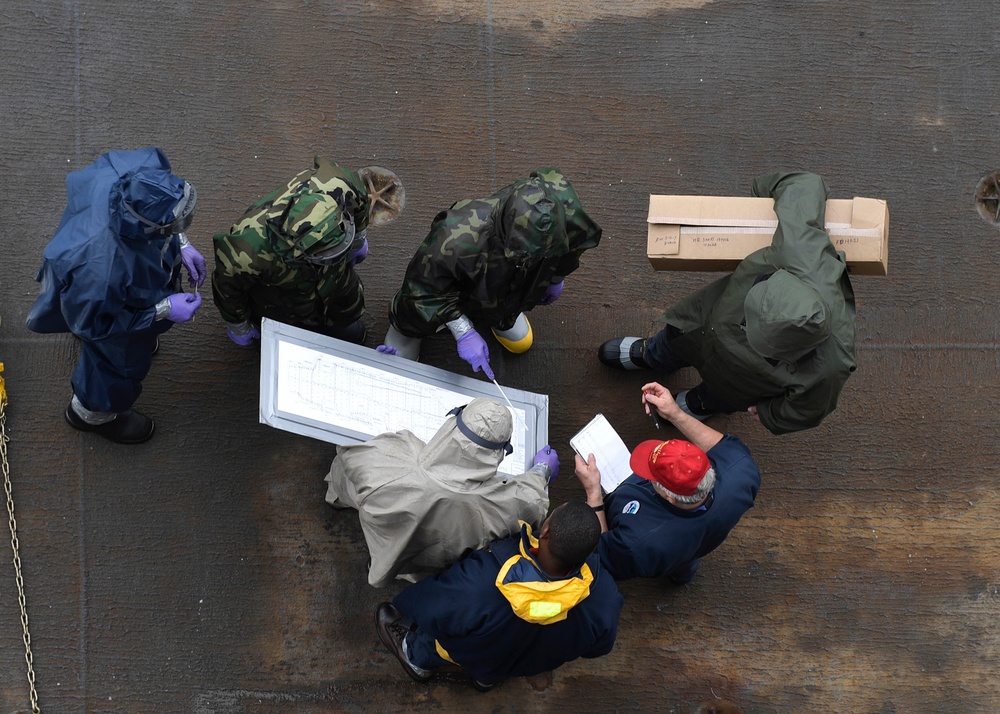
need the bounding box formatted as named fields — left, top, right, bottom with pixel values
left=662, top=172, right=857, bottom=434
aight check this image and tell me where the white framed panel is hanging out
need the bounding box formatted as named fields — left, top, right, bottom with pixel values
left=259, top=318, right=548, bottom=476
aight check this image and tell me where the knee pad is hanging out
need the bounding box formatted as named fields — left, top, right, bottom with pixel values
left=383, top=324, right=423, bottom=360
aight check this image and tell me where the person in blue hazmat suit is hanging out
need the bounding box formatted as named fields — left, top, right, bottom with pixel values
left=26, top=148, right=205, bottom=444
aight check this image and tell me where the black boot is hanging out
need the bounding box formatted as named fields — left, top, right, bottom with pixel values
left=65, top=404, right=155, bottom=444
left=597, top=337, right=648, bottom=370
left=375, top=603, right=433, bottom=683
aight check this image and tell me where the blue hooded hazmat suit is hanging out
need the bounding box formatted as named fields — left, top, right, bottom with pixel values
left=26, top=147, right=188, bottom=413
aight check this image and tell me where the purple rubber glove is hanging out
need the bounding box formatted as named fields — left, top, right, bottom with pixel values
left=533, top=445, right=560, bottom=483
left=376, top=344, right=398, bottom=356
left=538, top=279, right=564, bottom=306
left=181, top=244, right=207, bottom=288
left=456, top=329, right=494, bottom=380
left=348, top=238, right=369, bottom=267
left=166, top=292, right=202, bottom=322
left=226, top=324, right=261, bottom=347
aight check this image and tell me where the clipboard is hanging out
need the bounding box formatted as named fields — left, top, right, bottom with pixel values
left=570, top=413, right=633, bottom=493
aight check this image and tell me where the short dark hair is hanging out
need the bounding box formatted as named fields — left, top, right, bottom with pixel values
left=547, top=500, right=601, bottom=571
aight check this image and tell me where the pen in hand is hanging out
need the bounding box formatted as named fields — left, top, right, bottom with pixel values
left=642, top=391, right=662, bottom=429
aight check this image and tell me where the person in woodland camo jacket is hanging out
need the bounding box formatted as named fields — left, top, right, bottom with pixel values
left=212, top=156, right=403, bottom=345
left=382, top=167, right=601, bottom=379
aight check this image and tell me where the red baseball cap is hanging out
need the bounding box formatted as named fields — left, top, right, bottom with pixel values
left=629, top=439, right=711, bottom=496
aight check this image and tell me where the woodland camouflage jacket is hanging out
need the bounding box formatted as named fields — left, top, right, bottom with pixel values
left=211, top=157, right=369, bottom=329
left=389, top=167, right=601, bottom=337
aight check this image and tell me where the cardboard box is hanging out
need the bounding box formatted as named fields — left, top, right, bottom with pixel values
left=647, top=195, right=889, bottom=275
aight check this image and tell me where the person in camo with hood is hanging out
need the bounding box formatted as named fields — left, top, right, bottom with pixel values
left=325, top=397, right=558, bottom=588
left=212, top=156, right=403, bottom=346
left=599, top=171, right=857, bottom=435
left=381, top=167, right=601, bottom=379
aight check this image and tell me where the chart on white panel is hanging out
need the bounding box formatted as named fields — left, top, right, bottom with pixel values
left=261, top=320, right=545, bottom=476
left=277, top=340, right=528, bottom=445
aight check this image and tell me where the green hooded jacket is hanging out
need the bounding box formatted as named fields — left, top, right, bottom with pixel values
left=211, top=157, right=369, bottom=330
left=661, top=172, right=857, bottom=434
left=389, top=168, right=601, bottom=337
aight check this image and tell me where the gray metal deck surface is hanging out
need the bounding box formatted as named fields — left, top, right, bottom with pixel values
left=1, top=1, right=998, bottom=711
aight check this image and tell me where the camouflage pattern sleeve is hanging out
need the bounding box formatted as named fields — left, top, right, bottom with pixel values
left=389, top=200, right=492, bottom=338
left=211, top=223, right=271, bottom=325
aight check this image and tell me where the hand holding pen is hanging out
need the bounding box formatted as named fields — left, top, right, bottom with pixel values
left=641, top=386, right=663, bottom=429
left=641, top=382, right=680, bottom=428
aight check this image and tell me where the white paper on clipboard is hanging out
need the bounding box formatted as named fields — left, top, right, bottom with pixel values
left=570, top=413, right=633, bottom=493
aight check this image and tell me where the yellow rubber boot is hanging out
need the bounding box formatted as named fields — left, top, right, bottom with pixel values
left=492, top=313, right=533, bottom=354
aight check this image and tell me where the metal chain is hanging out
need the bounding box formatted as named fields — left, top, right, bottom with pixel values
left=1, top=367, right=41, bottom=713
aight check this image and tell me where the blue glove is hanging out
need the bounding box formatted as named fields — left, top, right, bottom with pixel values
left=166, top=292, right=202, bottom=322
left=376, top=344, right=398, bottom=356
left=456, top=329, right=494, bottom=380
left=226, top=324, right=261, bottom=346
left=348, top=238, right=369, bottom=266
left=180, top=244, right=207, bottom=288
left=533, top=445, right=560, bottom=483
left=538, top=279, right=564, bottom=306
